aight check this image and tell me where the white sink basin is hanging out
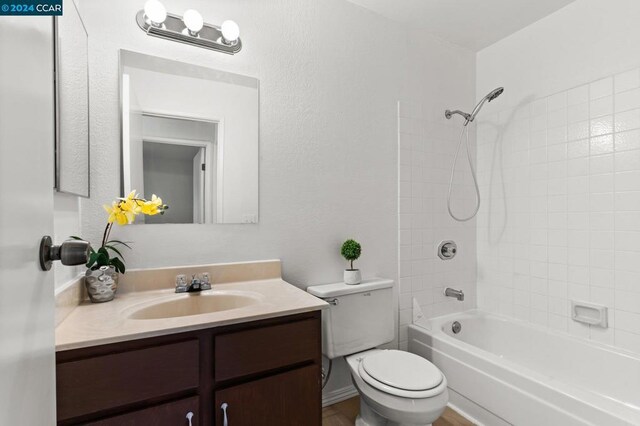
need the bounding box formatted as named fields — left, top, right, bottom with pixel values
left=127, top=292, right=262, bottom=320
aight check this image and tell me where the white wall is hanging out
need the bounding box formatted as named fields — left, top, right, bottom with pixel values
left=80, top=0, right=406, bottom=398
left=476, top=0, right=640, bottom=354
left=76, top=0, right=477, bottom=398
left=80, top=0, right=400, bottom=287
left=398, top=29, right=476, bottom=349
left=53, top=193, right=82, bottom=288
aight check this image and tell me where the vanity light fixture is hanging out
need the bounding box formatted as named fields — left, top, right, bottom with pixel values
left=143, top=0, right=167, bottom=27
left=220, top=20, right=240, bottom=45
left=136, top=1, right=242, bottom=54
left=182, top=9, right=203, bottom=36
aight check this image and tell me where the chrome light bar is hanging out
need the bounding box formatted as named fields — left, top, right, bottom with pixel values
left=135, top=10, right=242, bottom=55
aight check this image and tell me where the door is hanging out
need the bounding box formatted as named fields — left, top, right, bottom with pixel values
left=0, top=16, right=57, bottom=424
left=214, top=365, right=321, bottom=426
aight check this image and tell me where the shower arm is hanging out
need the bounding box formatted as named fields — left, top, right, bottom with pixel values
left=445, top=87, right=504, bottom=126
left=444, top=109, right=472, bottom=124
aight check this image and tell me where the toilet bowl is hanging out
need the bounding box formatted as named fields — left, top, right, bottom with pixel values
left=306, top=279, right=449, bottom=425
left=346, top=349, right=448, bottom=426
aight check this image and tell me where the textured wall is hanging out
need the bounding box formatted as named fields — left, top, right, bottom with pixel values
left=476, top=0, right=640, bottom=354
left=79, top=0, right=405, bottom=397
left=53, top=193, right=82, bottom=288
left=76, top=0, right=475, bottom=397
left=80, top=0, right=401, bottom=288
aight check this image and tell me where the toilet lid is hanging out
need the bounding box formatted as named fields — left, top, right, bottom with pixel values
left=361, top=350, right=443, bottom=391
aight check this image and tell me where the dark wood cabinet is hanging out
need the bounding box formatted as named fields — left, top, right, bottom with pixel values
left=215, top=365, right=321, bottom=426
left=84, top=396, right=199, bottom=426
left=56, top=311, right=321, bottom=425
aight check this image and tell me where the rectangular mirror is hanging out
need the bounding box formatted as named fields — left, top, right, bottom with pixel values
left=119, top=50, right=259, bottom=224
left=54, top=0, right=90, bottom=197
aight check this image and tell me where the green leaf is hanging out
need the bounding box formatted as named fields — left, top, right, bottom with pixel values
left=95, top=252, right=109, bottom=267
left=340, top=239, right=362, bottom=262
left=104, top=244, right=125, bottom=259
left=110, top=257, right=126, bottom=274
left=98, top=247, right=111, bottom=260
left=86, top=252, right=98, bottom=269
left=106, top=239, right=132, bottom=250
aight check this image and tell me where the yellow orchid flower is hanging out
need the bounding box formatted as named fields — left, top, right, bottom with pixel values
left=103, top=203, right=118, bottom=224
left=121, top=198, right=142, bottom=216
left=103, top=202, right=131, bottom=225
left=140, top=194, right=163, bottom=215
left=103, top=191, right=167, bottom=225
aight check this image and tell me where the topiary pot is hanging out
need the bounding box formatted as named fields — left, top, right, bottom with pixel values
left=344, top=269, right=361, bottom=285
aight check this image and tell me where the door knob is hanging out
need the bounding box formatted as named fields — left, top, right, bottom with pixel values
left=39, top=236, right=91, bottom=271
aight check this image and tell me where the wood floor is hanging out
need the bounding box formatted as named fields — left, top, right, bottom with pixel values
left=322, top=396, right=475, bottom=426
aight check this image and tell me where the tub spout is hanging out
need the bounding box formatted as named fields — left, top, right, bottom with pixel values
left=444, top=287, right=464, bottom=301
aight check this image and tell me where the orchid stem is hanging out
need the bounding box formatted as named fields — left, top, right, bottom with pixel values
left=101, top=222, right=113, bottom=248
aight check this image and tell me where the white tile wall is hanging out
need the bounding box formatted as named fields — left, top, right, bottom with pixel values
left=398, top=100, right=477, bottom=349
left=476, top=67, right=640, bottom=355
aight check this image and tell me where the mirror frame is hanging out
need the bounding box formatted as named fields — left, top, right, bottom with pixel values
left=53, top=0, right=91, bottom=198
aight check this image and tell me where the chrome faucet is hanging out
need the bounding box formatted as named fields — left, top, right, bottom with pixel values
left=175, top=273, right=212, bottom=293
left=444, top=287, right=464, bottom=301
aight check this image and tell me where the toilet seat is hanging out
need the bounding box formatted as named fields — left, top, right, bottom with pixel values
left=358, top=350, right=445, bottom=399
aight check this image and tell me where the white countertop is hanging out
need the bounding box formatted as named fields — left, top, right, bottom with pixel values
left=55, top=277, right=327, bottom=351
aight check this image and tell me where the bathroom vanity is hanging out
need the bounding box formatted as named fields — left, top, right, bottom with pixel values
left=55, top=261, right=326, bottom=425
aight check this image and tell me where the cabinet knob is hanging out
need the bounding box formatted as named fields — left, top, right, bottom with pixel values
left=186, top=411, right=193, bottom=426
left=221, top=402, right=229, bottom=426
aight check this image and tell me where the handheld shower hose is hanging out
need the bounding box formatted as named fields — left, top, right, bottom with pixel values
left=445, top=87, right=503, bottom=222
left=447, top=125, right=480, bottom=222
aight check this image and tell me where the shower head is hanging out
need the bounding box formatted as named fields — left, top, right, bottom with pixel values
left=468, top=87, right=504, bottom=123
left=445, top=87, right=504, bottom=126
left=487, top=87, right=504, bottom=102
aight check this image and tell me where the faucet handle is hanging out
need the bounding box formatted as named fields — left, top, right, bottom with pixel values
left=200, top=272, right=211, bottom=290
left=175, top=274, right=189, bottom=293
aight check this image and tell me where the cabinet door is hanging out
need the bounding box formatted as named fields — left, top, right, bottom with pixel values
left=57, top=340, right=199, bottom=421
left=84, top=396, right=199, bottom=426
left=214, top=365, right=321, bottom=426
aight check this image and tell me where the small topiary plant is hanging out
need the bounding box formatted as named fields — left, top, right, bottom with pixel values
left=341, top=239, right=362, bottom=271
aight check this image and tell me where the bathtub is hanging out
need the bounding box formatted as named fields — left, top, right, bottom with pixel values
left=408, top=310, right=640, bottom=426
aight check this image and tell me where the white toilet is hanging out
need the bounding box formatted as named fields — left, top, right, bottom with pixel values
left=307, top=279, right=448, bottom=426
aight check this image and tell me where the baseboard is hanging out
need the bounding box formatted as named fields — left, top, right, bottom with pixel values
left=322, top=384, right=359, bottom=407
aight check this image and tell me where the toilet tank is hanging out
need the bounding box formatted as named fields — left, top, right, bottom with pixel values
left=307, top=278, right=394, bottom=359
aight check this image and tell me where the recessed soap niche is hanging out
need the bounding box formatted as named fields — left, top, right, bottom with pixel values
left=571, top=301, right=608, bottom=328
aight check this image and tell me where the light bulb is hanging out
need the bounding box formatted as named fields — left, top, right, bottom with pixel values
left=183, top=9, right=204, bottom=36
left=144, top=0, right=167, bottom=26
left=221, top=20, right=240, bottom=45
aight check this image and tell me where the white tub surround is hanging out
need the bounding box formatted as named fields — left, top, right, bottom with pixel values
left=476, top=0, right=640, bottom=354
left=409, top=310, right=640, bottom=426
left=55, top=260, right=327, bottom=351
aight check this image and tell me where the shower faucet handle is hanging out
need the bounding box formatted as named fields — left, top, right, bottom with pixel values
left=438, top=241, right=457, bottom=260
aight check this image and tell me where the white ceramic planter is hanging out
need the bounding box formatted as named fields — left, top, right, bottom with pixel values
left=344, top=269, right=362, bottom=285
